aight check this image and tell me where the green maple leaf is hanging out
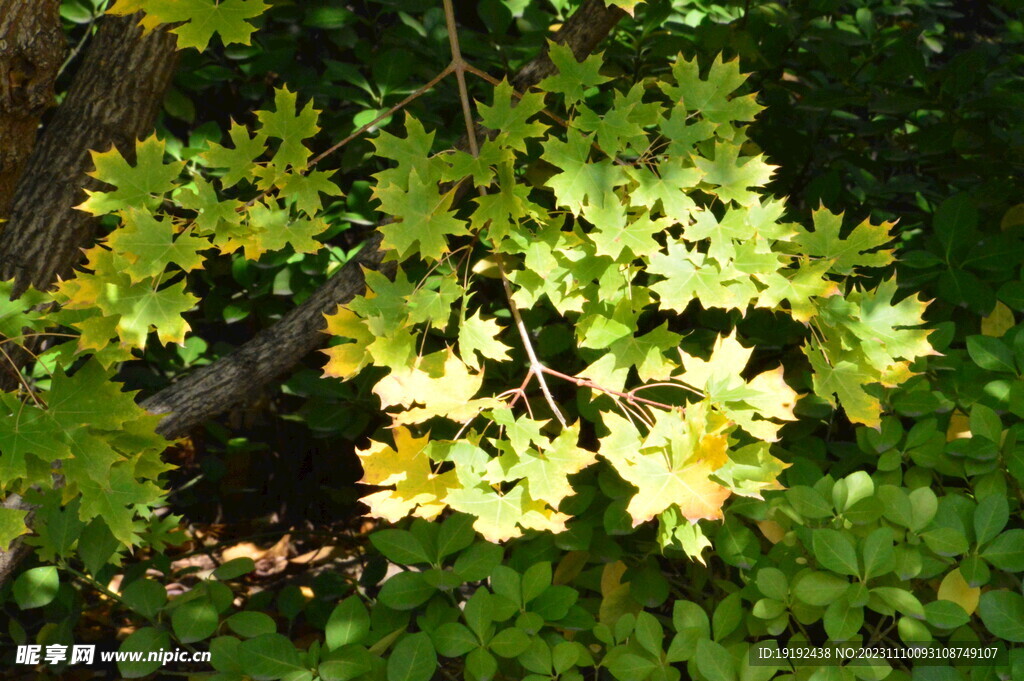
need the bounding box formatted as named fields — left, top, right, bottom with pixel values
left=278, top=170, right=342, bottom=216
left=137, top=0, right=268, bottom=51
left=468, top=163, right=538, bottom=241
left=732, top=238, right=782, bottom=275
left=791, top=208, right=895, bottom=275
left=0, top=507, right=28, bottom=552
left=582, top=322, right=681, bottom=393
left=176, top=177, right=244, bottom=239
left=348, top=269, right=415, bottom=332
left=476, top=79, right=548, bottom=152
left=660, top=54, right=764, bottom=126
left=78, top=136, right=184, bottom=216
left=372, top=114, right=441, bottom=190
left=202, top=122, right=268, bottom=188
left=106, top=209, right=208, bottom=281
left=61, top=251, right=198, bottom=347
left=375, top=168, right=469, bottom=260
left=0, top=281, right=49, bottom=339
left=537, top=41, right=610, bottom=106
left=626, top=158, right=702, bottom=223
left=660, top=103, right=717, bottom=155
left=441, top=140, right=512, bottom=188
left=587, top=198, right=670, bottom=261
left=256, top=88, right=320, bottom=170
left=76, top=463, right=163, bottom=546
left=62, top=430, right=125, bottom=489
left=542, top=129, right=627, bottom=213
left=693, top=142, right=777, bottom=206
left=683, top=207, right=758, bottom=262
left=247, top=202, right=327, bottom=254
left=0, top=395, right=71, bottom=483
left=48, top=360, right=143, bottom=431
left=487, top=409, right=549, bottom=455
left=489, top=424, right=597, bottom=508
left=407, top=275, right=462, bottom=328
left=806, top=337, right=882, bottom=428
left=23, top=496, right=83, bottom=562
left=818, top=279, right=933, bottom=374
left=755, top=259, right=838, bottom=322
left=576, top=83, right=660, bottom=155
left=459, top=310, right=511, bottom=370
left=649, top=242, right=738, bottom=311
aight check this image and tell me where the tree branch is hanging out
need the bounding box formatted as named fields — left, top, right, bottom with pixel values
left=0, top=13, right=178, bottom=296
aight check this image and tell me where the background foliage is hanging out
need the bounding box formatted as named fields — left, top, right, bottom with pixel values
left=3, top=0, right=1024, bottom=680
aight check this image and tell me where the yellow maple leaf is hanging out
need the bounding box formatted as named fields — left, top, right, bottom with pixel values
left=373, top=348, right=502, bottom=425
left=321, top=307, right=372, bottom=380
left=356, top=427, right=457, bottom=523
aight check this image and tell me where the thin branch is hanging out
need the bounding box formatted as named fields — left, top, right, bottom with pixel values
left=541, top=366, right=681, bottom=413
left=497, top=264, right=567, bottom=427
left=442, top=0, right=480, bottom=158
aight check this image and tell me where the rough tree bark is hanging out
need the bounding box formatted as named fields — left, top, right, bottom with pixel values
left=0, top=14, right=178, bottom=296
left=0, top=0, right=64, bottom=217
left=0, top=0, right=625, bottom=584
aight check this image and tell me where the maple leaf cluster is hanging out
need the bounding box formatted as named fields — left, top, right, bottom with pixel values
left=321, top=47, right=934, bottom=551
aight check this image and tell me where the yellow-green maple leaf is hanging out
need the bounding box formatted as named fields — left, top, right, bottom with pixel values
left=78, top=136, right=183, bottom=216
left=357, top=428, right=458, bottom=523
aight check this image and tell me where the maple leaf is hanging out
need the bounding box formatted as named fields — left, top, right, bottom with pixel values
left=648, top=241, right=742, bottom=311
left=0, top=395, right=71, bottom=484
left=256, top=87, right=320, bottom=170
left=0, top=507, right=29, bottom=552
left=321, top=307, right=373, bottom=380
left=608, top=0, right=645, bottom=17
left=106, top=209, right=208, bottom=282
left=791, top=208, right=895, bottom=275
left=278, top=170, right=343, bottom=216
left=476, top=79, right=548, bottom=152
left=441, top=140, right=511, bottom=188
left=47, top=360, right=144, bottom=431
left=247, top=202, right=327, bottom=255
left=485, top=423, right=596, bottom=508
left=78, top=136, right=184, bottom=216
left=61, top=250, right=197, bottom=348
left=375, top=168, right=469, bottom=261
left=372, top=349, right=502, bottom=425
left=406, top=275, right=462, bottom=329
left=176, top=177, right=245, bottom=241
left=599, top=408, right=731, bottom=525
left=676, top=332, right=798, bottom=441
left=459, top=310, right=511, bottom=370
left=845, top=279, right=934, bottom=365
left=357, top=428, right=459, bottom=523
left=660, top=54, right=764, bottom=126
left=116, top=0, right=268, bottom=51
left=754, top=259, right=840, bottom=322
left=805, top=337, right=882, bottom=428
left=660, top=103, right=717, bottom=155
left=537, top=41, right=611, bottom=106
left=587, top=199, right=671, bottom=261
left=626, top=158, right=702, bottom=223
left=541, top=129, right=627, bottom=214
left=372, top=114, right=440, bottom=190
left=576, top=83, right=660, bottom=155
left=582, top=322, right=681, bottom=393
left=468, top=163, right=539, bottom=241
left=693, top=141, right=777, bottom=206
left=76, top=463, right=163, bottom=546
left=0, top=281, right=49, bottom=339
left=202, top=122, right=268, bottom=188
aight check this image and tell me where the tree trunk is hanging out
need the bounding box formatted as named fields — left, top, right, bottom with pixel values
left=0, top=14, right=178, bottom=297
left=0, top=0, right=64, bottom=217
